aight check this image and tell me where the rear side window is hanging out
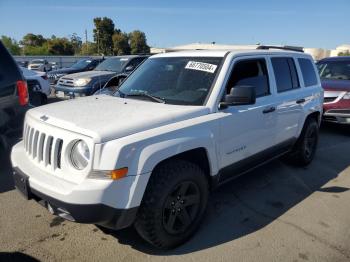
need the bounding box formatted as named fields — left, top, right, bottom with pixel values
left=226, top=58, right=270, bottom=97
left=271, top=57, right=300, bottom=93
left=298, top=58, right=318, bottom=86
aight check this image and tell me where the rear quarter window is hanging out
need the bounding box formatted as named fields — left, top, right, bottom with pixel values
left=271, top=57, right=300, bottom=93
left=298, top=58, right=318, bottom=86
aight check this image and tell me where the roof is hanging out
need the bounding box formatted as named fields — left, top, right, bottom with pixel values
left=151, top=49, right=311, bottom=58
left=318, top=56, right=350, bottom=62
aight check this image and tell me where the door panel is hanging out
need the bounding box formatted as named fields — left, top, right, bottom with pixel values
left=217, top=56, right=277, bottom=179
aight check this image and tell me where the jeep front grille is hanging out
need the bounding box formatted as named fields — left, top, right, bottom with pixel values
left=23, top=123, right=63, bottom=169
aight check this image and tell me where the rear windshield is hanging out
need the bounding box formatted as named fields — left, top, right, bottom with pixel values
left=317, top=60, right=350, bottom=80
left=94, top=58, right=128, bottom=72
left=71, top=59, right=92, bottom=69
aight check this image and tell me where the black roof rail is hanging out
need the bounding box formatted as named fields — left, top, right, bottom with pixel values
left=256, top=45, right=304, bottom=53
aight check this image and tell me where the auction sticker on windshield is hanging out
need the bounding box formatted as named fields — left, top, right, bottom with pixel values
left=185, top=61, right=217, bottom=73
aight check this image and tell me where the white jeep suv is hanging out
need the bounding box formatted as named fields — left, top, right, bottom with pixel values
left=11, top=47, right=323, bottom=249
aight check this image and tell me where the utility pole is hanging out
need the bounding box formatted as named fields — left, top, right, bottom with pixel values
left=97, top=29, right=100, bottom=55
left=85, top=29, right=88, bottom=54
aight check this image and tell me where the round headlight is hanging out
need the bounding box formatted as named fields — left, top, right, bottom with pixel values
left=70, top=140, right=90, bottom=170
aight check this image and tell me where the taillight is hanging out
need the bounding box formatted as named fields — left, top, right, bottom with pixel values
left=41, top=74, right=48, bottom=80
left=17, top=80, right=28, bottom=106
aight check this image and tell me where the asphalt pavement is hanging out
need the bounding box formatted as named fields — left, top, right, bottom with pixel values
left=1, top=117, right=350, bottom=262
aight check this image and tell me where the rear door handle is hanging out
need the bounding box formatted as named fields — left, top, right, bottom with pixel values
left=296, top=98, right=306, bottom=104
left=263, top=106, right=276, bottom=114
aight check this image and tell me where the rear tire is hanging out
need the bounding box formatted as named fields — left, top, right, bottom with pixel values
left=134, top=159, right=209, bottom=249
left=286, top=118, right=319, bottom=166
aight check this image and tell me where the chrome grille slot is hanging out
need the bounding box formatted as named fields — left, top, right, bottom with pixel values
left=57, top=139, right=63, bottom=169
left=28, top=128, right=34, bottom=155
left=47, top=136, right=53, bottom=165
left=32, top=131, right=39, bottom=158
left=38, top=133, right=46, bottom=162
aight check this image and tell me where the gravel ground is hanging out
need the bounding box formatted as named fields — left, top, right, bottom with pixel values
left=1, top=112, right=350, bottom=262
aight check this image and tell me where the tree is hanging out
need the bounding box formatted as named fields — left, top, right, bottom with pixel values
left=338, top=50, right=350, bottom=56
left=112, top=32, right=130, bottom=55
left=47, top=37, right=74, bottom=55
left=129, top=30, right=150, bottom=54
left=1, top=35, right=21, bottom=55
left=20, top=33, right=46, bottom=47
left=23, top=43, right=50, bottom=55
left=80, top=42, right=97, bottom=55
left=70, top=33, right=82, bottom=54
left=93, top=17, right=115, bottom=55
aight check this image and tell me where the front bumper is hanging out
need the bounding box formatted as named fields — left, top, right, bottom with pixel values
left=54, top=85, right=92, bottom=98
left=13, top=167, right=137, bottom=229
left=323, top=109, right=350, bottom=124
left=10, top=141, right=150, bottom=229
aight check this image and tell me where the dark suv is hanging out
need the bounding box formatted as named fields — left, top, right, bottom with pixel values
left=47, top=58, right=104, bottom=86
left=54, top=55, right=148, bottom=98
left=0, top=41, right=28, bottom=151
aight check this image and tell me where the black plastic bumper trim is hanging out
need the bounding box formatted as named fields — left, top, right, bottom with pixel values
left=12, top=167, right=138, bottom=230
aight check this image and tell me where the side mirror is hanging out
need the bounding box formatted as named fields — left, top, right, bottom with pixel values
left=125, top=65, right=134, bottom=72
left=220, top=85, right=256, bottom=108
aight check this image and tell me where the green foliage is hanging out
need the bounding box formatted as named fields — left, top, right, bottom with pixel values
left=93, top=17, right=115, bottom=55
left=70, top=33, right=82, bottom=54
left=3, top=16, right=150, bottom=56
left=129, top=30, right=150, bottom=54
left=79, top=42, right=98, bottom=55
left=23, top=43, right=50, bottom=55
left=20, top=33, right=46, bottom=47
left=338, top=50, right=350, bottom=56
left=48, top=37, right=75, bottom=55
left=112, top=32, right=130, bottom=55
left=1, top=35, right=21, bottom=55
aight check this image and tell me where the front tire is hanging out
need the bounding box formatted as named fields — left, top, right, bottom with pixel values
left=287, top=118, right=319, bottom=166
left=134, top=159, right=209, bottom=249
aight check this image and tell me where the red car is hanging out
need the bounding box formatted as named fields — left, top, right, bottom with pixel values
left=317, top=57, right=350, bottom=124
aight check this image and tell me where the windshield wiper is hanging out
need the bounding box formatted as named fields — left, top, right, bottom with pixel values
left=126, top=92, right=165, bottom=103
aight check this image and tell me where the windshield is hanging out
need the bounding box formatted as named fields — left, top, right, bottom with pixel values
left=117, top=57, right=223, bottom=105
left=94, top=57, right=128, bottom=72
left=317, top=60, right=350, bottom=80
left=71, top=59, right=92, bottom=69
left=31, top=59, right=44, bottom=64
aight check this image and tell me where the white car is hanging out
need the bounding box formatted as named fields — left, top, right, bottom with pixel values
left=20, top=67, right=50, bottom=106
left=11, top=47, right=323, bottom=249
left=28, top=59, right=52, bottom=72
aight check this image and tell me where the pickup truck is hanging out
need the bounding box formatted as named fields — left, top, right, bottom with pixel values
left=11, top=47, right=323, bottom=249
left=0, top=41, right=28, bottom=153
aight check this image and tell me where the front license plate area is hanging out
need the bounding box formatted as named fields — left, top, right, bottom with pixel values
left=13, top=170, right=32, bottom=200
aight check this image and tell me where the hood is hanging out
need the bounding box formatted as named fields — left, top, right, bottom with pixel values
left=61, top=70, right=115, bottom=80
left=49, top=68, right=82, bottom=75
left=27, top=95, right=210, bottom=143
left=321, top=79, right=350, bottom=91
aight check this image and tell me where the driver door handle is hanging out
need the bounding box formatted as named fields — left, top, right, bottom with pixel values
left=296, top=98, right=306, bottom=104
left=263, top=106, right=276, bottom=114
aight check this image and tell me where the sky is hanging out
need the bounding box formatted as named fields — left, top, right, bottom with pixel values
left=0, top=0, right=349, bottom=49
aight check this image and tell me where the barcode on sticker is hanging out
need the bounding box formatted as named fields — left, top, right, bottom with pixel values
left=185, top=61, right=217, bottom=73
